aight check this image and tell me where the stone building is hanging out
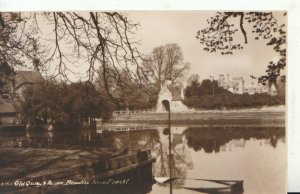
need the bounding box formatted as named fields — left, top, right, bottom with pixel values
left=156, top=79, right=188, bottom=113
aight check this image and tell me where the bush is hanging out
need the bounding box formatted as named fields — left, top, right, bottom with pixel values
left=21, top=81, right=116, bottom=129
left=183, top=93, right=285, bottom=109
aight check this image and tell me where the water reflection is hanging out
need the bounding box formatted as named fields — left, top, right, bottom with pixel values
left=0, top=125, right=285, bottom=194
left=0, top=126, right=285, bottom=151
left=184, top=127, right=285, bottom=153
left=154, top=127, right=192, bottom=187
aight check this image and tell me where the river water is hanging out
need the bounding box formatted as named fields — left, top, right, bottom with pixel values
left=0, top=125, right=286, bottom=194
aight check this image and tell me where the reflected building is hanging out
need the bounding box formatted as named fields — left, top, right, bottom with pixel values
left=232, top=139, right=246, bottom=148
left=219, top=139, right=246, bottom=152
left=153, top=127, right=193, bottom=187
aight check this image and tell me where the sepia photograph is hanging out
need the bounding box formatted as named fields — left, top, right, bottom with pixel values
left=0, top=10, right=287, bottom=194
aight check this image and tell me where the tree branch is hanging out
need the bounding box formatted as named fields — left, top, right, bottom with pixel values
left=239, top=13, right=248, bottom=44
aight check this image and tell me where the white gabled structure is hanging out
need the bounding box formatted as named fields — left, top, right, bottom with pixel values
left=156, top=79, right=188, bottom=113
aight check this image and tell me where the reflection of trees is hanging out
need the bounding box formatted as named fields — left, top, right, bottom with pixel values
left=0, top=129, right=54, bottom=148
left=184, top=127, right=285, bottom=153
left=1, top=129, right=162, bottom=149
left=1, top=128, right=194, bottom=188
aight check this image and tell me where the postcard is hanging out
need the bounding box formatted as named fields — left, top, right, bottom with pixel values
left=0, top=8, right=290, bottom=194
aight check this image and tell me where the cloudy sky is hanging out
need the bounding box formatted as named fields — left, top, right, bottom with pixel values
left=127, top=11, right=286, bottom=86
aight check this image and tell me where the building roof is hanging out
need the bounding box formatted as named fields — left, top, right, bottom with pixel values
left=14, top=71, right=43, bottom=89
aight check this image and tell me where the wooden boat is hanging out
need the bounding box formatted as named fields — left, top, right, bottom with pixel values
left=155, top=177, right=244, bottom=194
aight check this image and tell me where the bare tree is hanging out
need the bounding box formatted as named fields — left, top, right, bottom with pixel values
left=0, top=12, right=44, bottom=71
left=1, top=12, right=150, bottom=105
left=142, top=43, right=190, bottom=91
left=196, top=12, right=286, bottom=84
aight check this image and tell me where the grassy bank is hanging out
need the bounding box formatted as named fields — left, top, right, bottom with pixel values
left=110, top=111, right=285, bottom=126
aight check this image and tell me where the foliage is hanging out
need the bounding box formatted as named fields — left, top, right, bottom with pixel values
left=21, top=80, right=115, bottom=129
left=184, top=76, right=201, bottom=97
left=142, top=43, right=190, bottom=90
left=186, top=74, right=200, bottom=86
left=197, top=12, right=286, bottom=84
left=184, top=78, right=229, bottom=97
left=183, top=93, right=284, bottom=109
left=119, top=94, right=158, bottom=110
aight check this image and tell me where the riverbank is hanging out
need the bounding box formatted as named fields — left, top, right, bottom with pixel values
left=109, top=110, right=285, bottom=126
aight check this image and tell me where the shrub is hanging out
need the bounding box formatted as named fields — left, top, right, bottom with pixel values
left=183, top=93, right=284, bottom=109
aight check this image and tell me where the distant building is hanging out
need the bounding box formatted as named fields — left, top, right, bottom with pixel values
left=1, top=69, right=42, bottom=124
left=217, top=74, right=228, bottom=89
left=13, top=71, right=43, bottom=100
left=217, top=74, right=244, bottom=94
left=1, top=70, right=43, bottom=121
left=232, top=77, right=244, bottom=94
left=244, top=82, right=260, bottom=95
left=215, top=73, right=285, bottom=96
left=156, top=79, right=188, bottom=112
left=254, top=83, right=269, bottom=94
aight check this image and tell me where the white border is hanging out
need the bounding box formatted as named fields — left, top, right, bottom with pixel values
left=1, top=0, right=300, bottom=192
left=0, top=0, right=294, bottom=11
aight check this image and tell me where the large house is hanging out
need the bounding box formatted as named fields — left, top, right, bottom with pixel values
left=217, top=74, right=244, bottom=94
left=156, top=79, right=188, bottom=113
left=217, top=74, right=285, bottom=96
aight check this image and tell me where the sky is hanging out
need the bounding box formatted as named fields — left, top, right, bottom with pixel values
left=13, top=11, right=286, bottom=86
left=127, top=11, right=286, bottom=86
